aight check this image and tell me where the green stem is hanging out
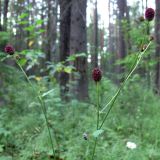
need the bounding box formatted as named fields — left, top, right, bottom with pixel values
left=37, top=96, right=56, bottom=156
left=91, top=82, right=100, bottom=160
left=15, top=58, right=56, bottom=158
left=99, top=41, right=152, bottom=129
left=99, top=53, right=139, bottom=114
left=91, top=138, right=98, bottom=160
left=146, top=21, right=151, bottom=89
left=96, top=82, right=100, bottom=129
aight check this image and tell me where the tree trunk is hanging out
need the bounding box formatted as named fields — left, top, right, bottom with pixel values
left=126, top=6, right=131, bottom=52
left=15, top=1, right=28, bottom=51
left=0, top=0, right=2, bottom=31
left=3, top=0, right=9, bottom=31
left=145, top=0, right=147, bottom=9
left=41, top=0, right=46, bottom=52
left=59, top=0, right=71, bottom=101
left=108, top=0, right=112, bottom=54
left=70, top=0, right=88, bottom=101
left=155, top=0, right=160, bottom=94
left=117, top=0, right=127, bottom=78
left=108, top=0, right=116, bottom=77
left=91, top=0, right=98, bottom=68
left=142, top=0, right=144, bottom=13
left=46, top=0, right=57, bottom=62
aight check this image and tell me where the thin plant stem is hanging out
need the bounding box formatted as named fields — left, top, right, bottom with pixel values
left=91, top=138, right=98, bottom=160
left=84, top=139, right=90, bottom=160
left=96, top=82, right=100, bottom=129
left=37, top=96, right=56, bottom=157
left=91, top=82, right=100, bottom=160
left=99, top=41, right=152, bottom=129
left=15, top=58, right=56, bottom=158
left=90, top=27, right=151, bottom=160
left=39, top=96, right=60, bottom=156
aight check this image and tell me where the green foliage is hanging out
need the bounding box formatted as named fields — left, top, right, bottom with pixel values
left=66, top=53, right=86, bottom=62
left=1, top=64, right=160, bottom=160
left=19, top=49, right=45, bottom=70
left=17, top=10, right=45, bottom=48
left=0, top=2, right=159, bottom=160
left=0, top=32, right=10, bottom=51
left=46, top=53, right=87, bottom=76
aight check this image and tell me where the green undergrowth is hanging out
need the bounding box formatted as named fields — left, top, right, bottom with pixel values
left=0, top=65, right=160, bottom=160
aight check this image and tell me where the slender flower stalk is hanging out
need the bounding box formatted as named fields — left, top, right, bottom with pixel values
left=92, top=82, right=100, bottom=160
left=99, top=41, right=152, bottom=129
left=101, top=8, right=155, bottom=119
left=15, top=58, right=56, bottom=158
left=90, top=8, right=153, bottom=157
left=96, top=82, right=100, bottom=129
left=90, top=41, right=151, bottom=160
left=91, top=138, right=98, bottom=160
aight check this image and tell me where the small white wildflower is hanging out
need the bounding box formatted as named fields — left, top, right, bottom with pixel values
left=126, top=141, right=137, bottom=150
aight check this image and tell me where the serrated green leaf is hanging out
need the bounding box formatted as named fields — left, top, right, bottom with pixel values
left=29, top=102, right=40, bottom=108
left=75, top=53, right=86, bottom=58
left=18, top=58, right=27, bottom=66
left=42, top=89, right=55, bottom=97
left=36, top=19, right=44, bottom=25
left=24, top=26, right=35, bottom=31
left=38, top=29, right=45, bottom=33
left=64, top=66, right=74, bottom=73
left=18, top=20, right=28, bottom=25
left=19, top=13, right=29, bottom=19
left=0, top=52, right=8, bottom=61
left=93, top=129, right=104, bottom=138
left=66, top=55, right=76, bottom=62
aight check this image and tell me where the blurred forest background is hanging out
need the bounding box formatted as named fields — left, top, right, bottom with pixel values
left=0, top=0, right=160, bottom=159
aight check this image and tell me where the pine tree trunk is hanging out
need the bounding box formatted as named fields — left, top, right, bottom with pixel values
left=3, top=0, right=9, bottom=31
left=15, top=1, right=28, bottom=51
left=46, top=0, right=57, bottom=62
left=142, top=0, right=144, bottom=13
left=70, top=0, right=88, bottom=101
left=41, top=0, right=45, bottom=52
left=91, top=0, right=98, bottom=68
left=126, top=6, right=131, bottom=52
left=155, top=0, right=160, bottom=94
left=108, top=0, right=116, bottom=78
left=117, top=0, right=127, bottom=78
left=0, top=0, right=2, bottom=31
left=59, top=0, right=71, bottom=101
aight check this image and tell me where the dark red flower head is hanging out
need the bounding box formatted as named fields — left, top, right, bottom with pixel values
left=145, top=8, right=155, bottom=21
left=4, top=44, right=15, bottom=55
left=92, top=68, right=102, bottom=82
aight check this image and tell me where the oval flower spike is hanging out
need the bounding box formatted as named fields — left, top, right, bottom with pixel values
left=145, top=8, right=155, bottom=21
left=4, top=44, right=15, bottom=55
left=92, top=68, right=102, bottom=82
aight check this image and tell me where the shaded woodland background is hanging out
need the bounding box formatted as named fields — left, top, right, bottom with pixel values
left=1, top=0, right=160, bottom=100
left=0, top=0, right=160, bottom=160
